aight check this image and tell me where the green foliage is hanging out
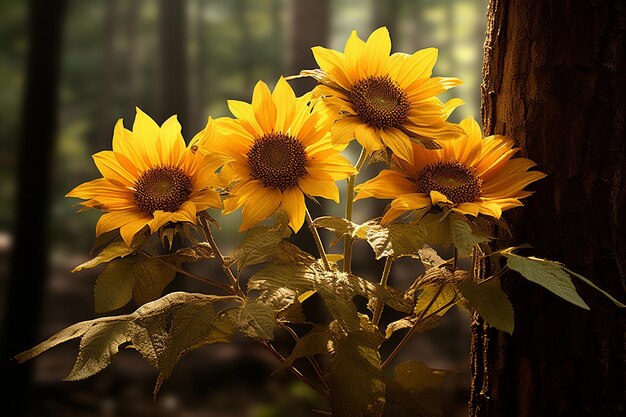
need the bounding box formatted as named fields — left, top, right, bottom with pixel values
left=235, top=301, right=278, bottom=340
left=329, top=330, right=386, bottom=417
left=229, top=215, right=292, bottom=273
left=284, top=326, right=332, bottom=365
left=458, top=277, right=515, bottom=334
left=94, top=245, right=213, bottom=312
left=504, top=253, right=589, bottom=309
left=72, top=238, right=143, bottom=272
left=16, top=293, right=240, bottom=385
left=360, top=212, right=490, bottom=260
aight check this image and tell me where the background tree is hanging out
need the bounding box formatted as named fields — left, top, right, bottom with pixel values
left=470, top=1, right=626, bottom=416
left=287, top=0, right=329, bottom=95
left=0, top=1, right=66, bottom=416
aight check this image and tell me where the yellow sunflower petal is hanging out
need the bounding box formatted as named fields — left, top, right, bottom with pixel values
left=159, top=115, right=186, bottom=166
left=96, top=210, right=146, bottom=237
left=299, top=176, right=339, bottom=202
left=381, top=193, right=431, bottom=224
left=380, top=128, right=413, bottom=163
left=363, top=27, right=391, bottom=76
left=393, top=47, right=438, bottom=87
left=311, top=46, right=352, bottom=90
left=120, top=218, right=149, bottom=246
left=354, top=124, right=385, bottom=153
left=429, top=190, right=452, bottom=205
left=252, top=80, right=277, bottom=133
left=132, top=107, right=162, bottom=165
left=272, top=77, right=297, bottom=132
left=92, top=151, right=136, bottom=187
left=240, top=186, right=282, bottom=231
left=355, top=170, right=418, bottom=201
left=227, top=100, right=264, bottom=138
left=281, top=187, right=306, bottom=232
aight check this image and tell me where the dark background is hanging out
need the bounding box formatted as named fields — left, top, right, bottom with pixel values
left=0, top=0, right=486, bottom=416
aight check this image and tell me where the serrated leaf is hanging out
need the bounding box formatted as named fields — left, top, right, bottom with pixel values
left=231, top=221, right=291, bottom=272
left=362, top=213, right=451, bottom=260
left=73, top=240, right=140, bottom=272
left=563, top=267, right=626, bottom=308
left=386, top=361, right=446, bottom=417
left=385, top=315, right=441, bottom=339
left=17, top=292, right=240, bottom=385
left=458, top=277, right=514, bottom=334
left=448, top=214, right=491, bottom=257
left=235, top=301, right=277, bottom=340
left=329, top=330, right=385, bottom=417
left=284, top=326, right=332, bottom=365
left=418, top=245, right=446, bottom=270
left=94, top=258, right=139, bottom=313
left=504, top=254, right=589, bottom=309
left=65, top=321, right=135, bottom=381
left=414, top=283, right=458, bottom=317
left=314, top=216, right=360, bottom=246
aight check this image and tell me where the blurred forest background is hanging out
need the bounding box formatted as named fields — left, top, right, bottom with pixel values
left=0, top=0, right=487, bottom=416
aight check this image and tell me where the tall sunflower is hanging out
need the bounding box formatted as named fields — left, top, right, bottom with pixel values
left=67, top=109, right=226, bottom=246
left=308, top=26, right=465, bottom=162
left=211, top=77, right=356, bottom=232
left=355, top=117, right=547, bottom=223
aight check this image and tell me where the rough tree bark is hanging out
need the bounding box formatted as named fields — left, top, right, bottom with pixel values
left=470, top=1, right=626, bottom=417
left=0, top=1, right=66, bottom=416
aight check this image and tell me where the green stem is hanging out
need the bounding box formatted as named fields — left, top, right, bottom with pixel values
left=198, top=216, right=244, bottom=297
left=372, top=257, right=394, bottom=327
left=305, top=208, right=331, bottom=271
left=343, top=148, right=368, bottom=273
left=381, top=282, right=447, bottom=368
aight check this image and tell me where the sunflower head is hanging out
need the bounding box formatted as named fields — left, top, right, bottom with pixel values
left=67, top=108, right=227, bottom=246
left=210, top=77, right=356, bottom=232
left=309, top=26, right=465, bottom=163
left=355, top=117, right=547, bottom=223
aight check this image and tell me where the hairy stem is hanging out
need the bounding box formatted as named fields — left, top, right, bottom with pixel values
left=260, top=340, right=329, bottom=399
left=198, top=216, right=244, bottom=297
left=280, top=323, right=330, bottom=392
left=372, top=257, right=394, bottom=327
left=342, top=148, right=367, bottom=273
left=382, top=282, right=449, bottom=368
left=305, top=208, right=331, bottom=270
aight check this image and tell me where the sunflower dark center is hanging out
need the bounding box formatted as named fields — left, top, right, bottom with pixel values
left=247, top=133, right=308, bottom=191
left=349, top=75, right=410, bottom=129
left=133, top=165, right=192, bottom=215
left=416, top=160, right=482, bottom=204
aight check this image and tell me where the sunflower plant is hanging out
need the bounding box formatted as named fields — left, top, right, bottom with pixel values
left=17, top=27, right=624, bottom=417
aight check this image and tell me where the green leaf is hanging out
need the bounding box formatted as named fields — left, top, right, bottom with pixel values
left=563, top=267, right=626, bottom=308
left=414, top=283, right=458, bottom=317
left=94, top=258, right=139, bottom=313
left=17, top=292, right=240, bottom=385
left=284, top=326, right=332, bottom=365
left=73, top=240, right=141, bottom=272
left=329, top=330, right=386, bottom=417
left=235, top=301, right=277, bottom=340
left=448, top=213, right=491, bottom=257
left=313, top=216, right=363, bottom=246
left=386, top=361, right=446, bottom=417
left=504, top=254, right=589, bottom=309
left=65, top=321, right=136, bottom=381
left=385, top=316, right=441, bottom=339
left=457, top=277, right=514, bottom=334
left=230, top=220, right=291, bottom=272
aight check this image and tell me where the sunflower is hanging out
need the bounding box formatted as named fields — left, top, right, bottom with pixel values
left=308, top=26, right=465, bottom=163
left=211, top=77, right=356, bottom=232
left=354, top=117, right=547, bottom=223
left=67, top=108, right=226, bottom=246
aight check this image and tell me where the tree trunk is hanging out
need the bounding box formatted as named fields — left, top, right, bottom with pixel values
left=372, top=0, right=399, bottom=44
left=0, top=1, right=66, bottom=416
left=287, top=0, right=329, bottom=96
left=158, top=0, right=188, bottom=129
left=470, top=1, right=626, bottom=417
